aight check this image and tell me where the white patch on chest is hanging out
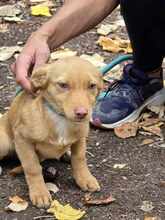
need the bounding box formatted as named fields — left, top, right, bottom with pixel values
left=45, top=106, right=76, bottom=146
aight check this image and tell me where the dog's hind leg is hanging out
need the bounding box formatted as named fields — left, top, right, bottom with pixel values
left=0, top=113, right=14, bottom=160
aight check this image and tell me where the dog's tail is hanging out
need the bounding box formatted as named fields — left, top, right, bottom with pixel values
left=0, top=113, right=14, bottom=160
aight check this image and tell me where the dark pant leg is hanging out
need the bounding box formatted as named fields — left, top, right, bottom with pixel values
left=120, top=0, right=165, bottom=72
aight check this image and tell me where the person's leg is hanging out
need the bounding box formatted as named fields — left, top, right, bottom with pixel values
left=121, top=0, right=164, bottom=72
left=91, top=0, right=165, bottom=128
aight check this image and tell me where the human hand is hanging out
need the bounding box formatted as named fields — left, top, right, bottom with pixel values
left=11, top=31, right=50, bottom=92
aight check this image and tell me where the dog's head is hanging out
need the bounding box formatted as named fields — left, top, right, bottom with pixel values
left=31, top=57, right=102, bottom=122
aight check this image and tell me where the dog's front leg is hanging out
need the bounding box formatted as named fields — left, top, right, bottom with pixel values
left=14, top=131, right=52, bottom=208
left=71, top=138, right=100, bottom=192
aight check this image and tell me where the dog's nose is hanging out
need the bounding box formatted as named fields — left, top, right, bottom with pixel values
left=74, top=107, right=88, bottom=119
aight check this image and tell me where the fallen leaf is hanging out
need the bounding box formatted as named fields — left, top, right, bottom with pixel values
left=97, top=24, right=118, bottom=36
left=80, top=53, right=106, bottom=68
left=147, top=105, right=165, bottom=119
left=9, top=165, right=23, bottom=176
left=0, top=5, right=21, bottom=17
left=140, top=201, right=154, bottom=212
left=46, top=182, right=59, bottom=193
left=103, top=64, right=122, bottom=82
left=3, top=16, right=23, bottom=22
left=31, top=5, right=51, bottom=16
left=47, top=200, right=85, bottom=220
left=147, top=105, right=162, bottom=114
left=140, top=139, right=154, bottom=146
left=113, top=19, right=125, bottom=27
left=30, top=0, right=54, bottom=6
left=144, top=216, right=161, bottom=220
left=113, top=163, right=127, bottom=169
left=141, top=113, right=152, bottom=120
left=34, top=0, right=55, bottom=8
left=50, top=48, right=77, bottom=60
left=159, top=143, right=165, bottom=148
left=159, top=180, right=165, bottom=187
left=97, top=36, right=132, bottom=54
left=6, top=196, right=28, bottom=212
left=0, top=46, right=22, bottom=61
left=141, top=124, right=163, bottom=137
left=84, top=194, right=115, bottom=205
left=0, top=23, right=9, bottom=33
left=30, top=0, right=47, bottom=3
left=139, top=117, right=160, bottom=127
left=114, top=122, right=138, bottom=139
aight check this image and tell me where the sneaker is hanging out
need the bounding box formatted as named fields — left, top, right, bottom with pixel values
left=91, top=64, right=165, bottom=129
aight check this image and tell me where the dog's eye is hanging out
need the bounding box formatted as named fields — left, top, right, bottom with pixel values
left=57, top=82, right=69, bottom=90
left=88, top=83, right=97, bottom=90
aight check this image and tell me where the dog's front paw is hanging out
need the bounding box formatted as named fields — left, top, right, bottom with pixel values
left=75, top=173, right=100, bottom=192
left=30, top=187, right=52, bottom=208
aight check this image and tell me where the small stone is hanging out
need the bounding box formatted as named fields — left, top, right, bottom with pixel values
left=43, top=166, right=58, bottom=182
left=0, top=166, right=2, bottom=175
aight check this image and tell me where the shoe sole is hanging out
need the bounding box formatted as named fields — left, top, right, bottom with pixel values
left=90, top=88, right=165, bottom=129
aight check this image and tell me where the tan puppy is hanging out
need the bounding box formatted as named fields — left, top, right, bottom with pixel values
left=0, top=57, right=102, bottom=208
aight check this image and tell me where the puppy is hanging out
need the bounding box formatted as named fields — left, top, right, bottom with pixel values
left=0, top=57, right=102, bottom=208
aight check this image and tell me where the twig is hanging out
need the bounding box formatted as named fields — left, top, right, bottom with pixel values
left=86, top=150, right=94, bottom=157
left=33, top=215, right=54, bottom=220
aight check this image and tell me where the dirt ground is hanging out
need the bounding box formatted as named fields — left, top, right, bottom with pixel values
left=0, top=1, right=165, bottom=220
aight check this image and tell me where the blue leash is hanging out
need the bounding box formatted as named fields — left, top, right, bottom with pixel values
left=97, top=54, right=133, bottom=99
left=100, top=54, right=133, bottom=75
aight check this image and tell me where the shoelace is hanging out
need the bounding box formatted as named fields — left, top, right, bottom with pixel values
left=104, top=79, right=124, bottom=98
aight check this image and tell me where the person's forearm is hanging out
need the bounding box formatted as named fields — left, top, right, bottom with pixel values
left=38, top=0, right=119, bottom=50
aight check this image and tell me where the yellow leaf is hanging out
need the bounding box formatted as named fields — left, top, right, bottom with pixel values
left=47, top=200, right=86, bottom=220
left=97, top=36, right=132, bottom=54
left=31, top=5, right=51, bottom=17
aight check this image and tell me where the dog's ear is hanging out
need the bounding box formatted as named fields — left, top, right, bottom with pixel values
left=31, top=66, right=49, bottom=91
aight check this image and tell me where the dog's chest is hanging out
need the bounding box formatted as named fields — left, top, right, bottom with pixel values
left=46, top=108, right=77, bottom=147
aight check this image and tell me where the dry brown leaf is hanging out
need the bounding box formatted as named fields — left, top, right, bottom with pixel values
left=9, top=165, right=23, bottom=176
left=147, top=105, right=165, bottom=119
left=114, top=122, right=138, bottom=139
left=97, top=36, right=132, bottom=54
left=144, top=216, right=161, bottom=220
left=141, top=123, right=163, bottom=137
left=6, top=195, right=28, bottom=212
left=84, top=193, right=115, bottom=205
left=139, top=117, right=160, bottom=127
left=140, top=139, right=154, bottom=146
